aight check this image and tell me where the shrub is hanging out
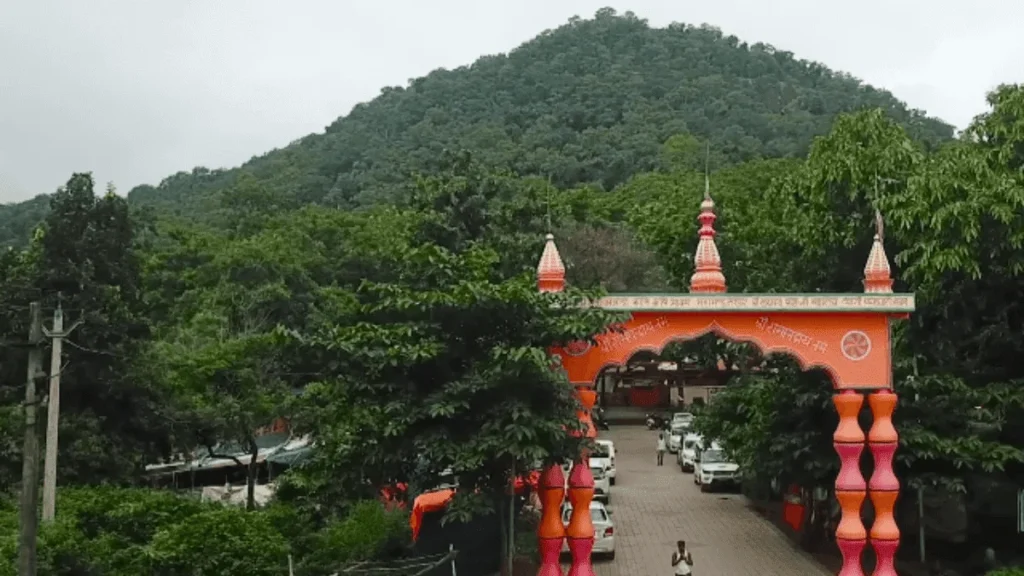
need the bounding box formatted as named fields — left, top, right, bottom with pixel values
left=0, top=487, right=214, bottom=576
left=148, top=507, right=290, bottom=576
left=58, top=486, right=210, bottom=543
left=299, top=500, right=411, bottom=575
left=0, top=488, right=411, bottom=576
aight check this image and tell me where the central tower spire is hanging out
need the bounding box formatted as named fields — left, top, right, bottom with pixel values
left=863, top=210, right=893, bottom=294
left=537, top=233, right=566, bottom=293
left=689, top=156, right=727, bottom=293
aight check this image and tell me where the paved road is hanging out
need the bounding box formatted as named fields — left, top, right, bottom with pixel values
left=584, top=426, right=832, bottom=576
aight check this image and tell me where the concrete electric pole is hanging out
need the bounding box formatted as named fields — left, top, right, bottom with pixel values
left=41, top=303, right=82, bottom=523
left=18, top=301, right=45, bottom=576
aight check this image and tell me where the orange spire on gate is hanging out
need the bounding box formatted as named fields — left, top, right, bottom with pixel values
left=863, top=210, right=893, bottom=294
left=689, top=172, right=727, bottom=293
left=537, top=233, right=566, bottom=293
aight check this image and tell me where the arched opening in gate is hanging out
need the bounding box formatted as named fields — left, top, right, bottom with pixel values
left=532, top=190, right=913, bottom=576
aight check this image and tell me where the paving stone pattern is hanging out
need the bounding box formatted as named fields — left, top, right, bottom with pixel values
left=581, top=426, right=833, bottom=576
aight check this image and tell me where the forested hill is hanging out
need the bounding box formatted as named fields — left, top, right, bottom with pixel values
left=1, top=9, right=954, bottom=241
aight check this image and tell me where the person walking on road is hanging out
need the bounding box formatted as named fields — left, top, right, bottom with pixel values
left=656, top=432, right=667, bottom=465
left=671, top=540, right=694, bottom=575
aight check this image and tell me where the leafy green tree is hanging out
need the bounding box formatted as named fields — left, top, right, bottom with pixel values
left=694, top=363, right=836, bottom=491
left=280, top=158, right=622, bottom=521
left=559, top=223, right=670, bottom=291
left=148, top=217, right=339, bottom=509
left=289, top=238, right=617, bottom=519
left=0, top=174, right=173, bottom=490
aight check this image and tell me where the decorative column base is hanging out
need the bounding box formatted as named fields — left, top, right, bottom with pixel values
left=536, top=539, right=564, bottom=576
left=870, top=538, right=899, bottom=576
left=565, top=537, right=595, bottom=576
left=565, top=462, right=595, bottom=576
left=836, top=538, right=867, bottom=576
left=536, top=464, right=566, bottom=576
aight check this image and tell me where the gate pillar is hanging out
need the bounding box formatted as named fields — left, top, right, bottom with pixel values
left=834, top=390, right=867, bottom=576
left=868, top=390, right=900, bottom=576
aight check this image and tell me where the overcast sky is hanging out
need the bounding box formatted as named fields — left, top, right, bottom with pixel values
left=1, top=0, right=1022, bottom=203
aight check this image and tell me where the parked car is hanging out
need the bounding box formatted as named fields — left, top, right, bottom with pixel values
left=592, top=439, right=617, bottom=485
left=591, top=464, right=611, bottom=502
left=693, top=442, right=740, bottom=492
left=667, top=422, right=690, bottom=453
left=672, top=411, right=694, bottom=423
left=561, top=501, right=615, bottom=559
left=677, top=433, right=702, bottom=472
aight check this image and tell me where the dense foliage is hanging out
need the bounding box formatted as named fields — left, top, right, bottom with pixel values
left=0, top=8, right=1021, bottom=574
left=0, top=488, right=407, bottom=576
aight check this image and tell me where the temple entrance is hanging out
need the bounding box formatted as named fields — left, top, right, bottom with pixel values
left=597, top=350, right=733, bottom=412
left=533, top=190, right=913, bottom=576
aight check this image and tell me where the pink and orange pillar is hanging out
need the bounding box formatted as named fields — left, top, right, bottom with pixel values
left=535, top=234, right=598, bottom=576
left=534, top=387, right=599, bottom=576
left=833, top=390, right=900, bottom=576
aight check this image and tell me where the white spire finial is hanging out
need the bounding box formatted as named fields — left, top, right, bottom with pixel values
left=704, top=142, right=711, bottom=200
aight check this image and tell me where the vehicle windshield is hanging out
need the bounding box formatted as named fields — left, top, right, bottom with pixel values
left=671, top=424, right=687, bottom=434
left=683, top=439, right=696, bottom=449
left=701, top=449, right=728, bottom=463
left=592, top=446, right=610, bottom=458
left=563, top=508, right=609, bottom=523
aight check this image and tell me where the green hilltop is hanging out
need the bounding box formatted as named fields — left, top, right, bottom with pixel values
left=0, top=9, right=953, bottom=243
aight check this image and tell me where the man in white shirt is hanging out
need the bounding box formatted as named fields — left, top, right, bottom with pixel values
left=672, top=540, right=693, bottom=575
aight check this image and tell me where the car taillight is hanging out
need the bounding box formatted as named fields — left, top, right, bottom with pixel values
left=610, top=457, right=615, bottom=465
left=604, top=527, right=614, bottom=537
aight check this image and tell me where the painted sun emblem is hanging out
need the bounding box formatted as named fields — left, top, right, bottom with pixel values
left=564, top=340, right=592, bottom=357
left=840, top=331, right=872, bottom=361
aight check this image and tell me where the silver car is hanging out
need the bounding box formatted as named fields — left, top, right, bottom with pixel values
left=694, top=446, right=740, bottom=492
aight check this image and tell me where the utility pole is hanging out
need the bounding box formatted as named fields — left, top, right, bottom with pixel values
left=41, top=303, right=82, bottom=522
left=19, top=301, right=45, bottom=576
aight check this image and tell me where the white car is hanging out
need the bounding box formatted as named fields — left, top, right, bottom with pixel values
left=590, top=464, right=611, bottom=502
left=667, top=422, right=690, bottom=453
left=693, top=444, right=740, bottom=492
left=561, top=501, right=615, bottom=559
left=672, top=412, right=694, bottom=426
left=564, top=462, right=611, bottom=503
left=591, top=439, right=616, bottom=485
left=677, top=433, right=702, bottom=472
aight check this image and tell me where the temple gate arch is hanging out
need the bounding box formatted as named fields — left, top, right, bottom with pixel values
left=533, top=188, right=912, bottom=576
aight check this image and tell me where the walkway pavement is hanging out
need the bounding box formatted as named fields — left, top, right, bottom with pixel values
left=587, top=426, right=833, bottom=576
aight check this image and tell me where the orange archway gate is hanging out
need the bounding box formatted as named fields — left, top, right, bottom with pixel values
left=532, top=192, right=910, bottom=576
